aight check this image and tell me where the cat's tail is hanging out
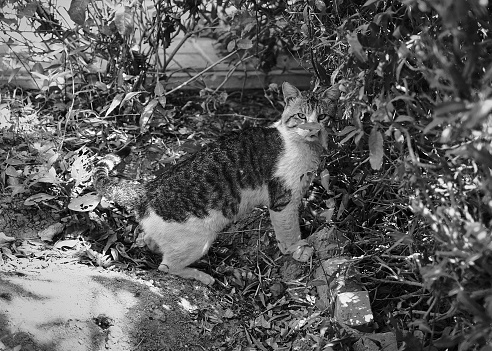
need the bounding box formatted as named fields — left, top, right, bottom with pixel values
left=92, top=148, right=145, bottom=212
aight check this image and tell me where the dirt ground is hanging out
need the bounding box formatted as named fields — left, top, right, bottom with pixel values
left=1, top=261, right=220, bottom=351
left=0, top=201, right=248, bottom=351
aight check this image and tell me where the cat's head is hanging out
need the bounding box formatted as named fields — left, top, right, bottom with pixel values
left=278, top=82, right=340, bottom=148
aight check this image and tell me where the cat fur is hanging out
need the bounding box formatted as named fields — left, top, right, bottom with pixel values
left=92, top=82, right=340, bottom=285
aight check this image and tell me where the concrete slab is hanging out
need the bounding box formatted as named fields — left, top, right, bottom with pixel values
left=0, top=35, right=311, bottom=91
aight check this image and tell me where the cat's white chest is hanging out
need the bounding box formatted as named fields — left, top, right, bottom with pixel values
left=274, top=138, right=321, bottom=196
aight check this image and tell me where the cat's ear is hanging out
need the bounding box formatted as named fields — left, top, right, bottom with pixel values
left=282, top=82, right=301, bottom=103
left=321, top=84, right=341, bottom=101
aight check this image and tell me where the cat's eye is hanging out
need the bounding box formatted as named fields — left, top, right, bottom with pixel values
left=318, top=114, right=328, bottom=121
left=295, top=113, right=306, bottom=120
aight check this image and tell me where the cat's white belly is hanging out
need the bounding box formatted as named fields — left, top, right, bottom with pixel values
left=141, top=209, right=229, bottom=261
left=235, top=186, right=269, bottom=219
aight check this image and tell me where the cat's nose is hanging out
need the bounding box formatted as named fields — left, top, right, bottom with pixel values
left=301, top=122, right=322, bottom=137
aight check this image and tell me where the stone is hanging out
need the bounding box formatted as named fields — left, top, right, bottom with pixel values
left=335, top=291, right=374, bottom=326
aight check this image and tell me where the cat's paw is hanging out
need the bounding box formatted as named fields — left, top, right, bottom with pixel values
left=286, top=240, right=313, bottom=262
left=197, top=273, right=215, bottom=286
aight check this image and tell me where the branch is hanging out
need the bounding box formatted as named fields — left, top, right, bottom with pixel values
left=165, top=49, right=239, bottom=96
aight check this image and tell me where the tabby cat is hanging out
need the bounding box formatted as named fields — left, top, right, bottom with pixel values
left=93, top=82, right=340, bottom=285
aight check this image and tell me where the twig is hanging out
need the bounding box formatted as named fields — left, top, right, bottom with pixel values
left=215, top=113, right=274, bottom=121
left=365, top=277, right=424, bottom=287
left=165, top=49, right=239, bottom=95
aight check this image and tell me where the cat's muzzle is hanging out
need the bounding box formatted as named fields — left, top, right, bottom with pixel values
left=298, top=122, right=322, bottom=141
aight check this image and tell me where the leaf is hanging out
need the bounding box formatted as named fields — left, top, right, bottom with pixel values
left=337, top=125, right=357, bottom=136
left=68, top=0, right=90, bottom=25
left=113, top=5, right=133, bottom=36
left=105, top=93, right=124, bottom=117
left=339, top=129, right=359, bottom=145
left=226, top=40, right=235, bottom=52
left=0, top=232, right=15, bottom=247
left=5, top=166, right=19, bottom=177
left=154, top=81, right=165, bottom=97
left=363, top=0, right=381, bottom=6
left=314, top=0, right=326, bottom=11
left=140, top=98, right=159, bottom=131
left=38, top=223, right=65, bottom=242
left=32, top=62, right=44, bottom=75
left=433, top=101, right=467, bottom=117
left=54, top=239, right=80, bottom=249
left=237, top=38, right=253, bottom=50
left=5, top=158, right=24, bottom=165
left=17, top=2, right=38, bottom=18
left=319, top=208, right=334, bottom=222
left=369, top=127, right=384, bottom=170
left=346, top=33, right=367, bottom=63
left=394, top=115, right=415, bottom=123
left=8, top=67, right=21, bottom=83
left=71, top=149, right=92, bottom=187
left=158, top=96, right=167, bottom=108
left=121, top=92, right=140, bottom=105
left=464, top=99, right=492, bottom=129
left=68, top=192, right=101, bottom=212
left=24, top=193, right=56, bottom=206
left=308, top=279, right=328, bottom=287
left=320, top=169, right=330, bottom=191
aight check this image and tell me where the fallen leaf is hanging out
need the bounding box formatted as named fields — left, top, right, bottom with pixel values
left=0, top=232, right=15, bottom=247
left=38, top=223, right=65, bottom=242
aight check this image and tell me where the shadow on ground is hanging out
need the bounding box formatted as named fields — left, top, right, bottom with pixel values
left=0, top=263, right=219, bottom=351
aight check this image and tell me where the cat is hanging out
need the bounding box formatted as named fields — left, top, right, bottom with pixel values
left=92, top=82, right=340, bottom=285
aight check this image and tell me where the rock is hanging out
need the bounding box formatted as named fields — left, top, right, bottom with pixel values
left=313, top=257, right=351, bottom=306
left=335, top=291, right=373, bottom=326
left=353, top=332, right=398, bottom=351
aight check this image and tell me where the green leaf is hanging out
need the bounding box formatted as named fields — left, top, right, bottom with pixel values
left=337, top=125, right=357, bottom=136
left=363, top=0, right=381, bottom=7
left=68, top=0, right=90, bottom=25
left=24, top=193, right=56, bottom=206
left=121, top=92, right=141, bottom=104
left=339, top=129, right=359, bottom=145
left=105, top=93, right=124, bottom=117
left=237, top=38, right=253, bottom=50
left=433, top=101, right=467, bottom=117
left=226, top=40, right=235, bottom=52
left=17, top=2, right=38, bottom=18
left=369, top=127, right=384, bottom=170
left=113, top=5, right=133, bottom=36
left=394, top=115, right=415, bottom=123
left=314, top=0, right=326, bottom=11
left=346, top=33, right=367, bottom=63
left=154, top=81, right=165, bottom=97
left=140, top=99, right=159, bottom=131
left=320, top=169, right=330, bottom=191
left=308, top=279, right=328, bottom=287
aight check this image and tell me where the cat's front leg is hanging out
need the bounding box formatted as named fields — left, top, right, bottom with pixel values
left=268, top=203, right=313, bottom=262
left=268, top=179, right=314, bottom=262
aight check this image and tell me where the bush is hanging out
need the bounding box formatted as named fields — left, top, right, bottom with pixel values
left=278, top=0, right=492, bottom=348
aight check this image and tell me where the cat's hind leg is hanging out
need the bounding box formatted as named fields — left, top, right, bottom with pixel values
left=141, top=209, right=229, bottom=285
left=159, top=264, right=215, bottom=285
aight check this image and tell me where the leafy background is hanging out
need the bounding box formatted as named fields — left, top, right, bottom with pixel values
left=1, top=0, right=492, bottom=350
